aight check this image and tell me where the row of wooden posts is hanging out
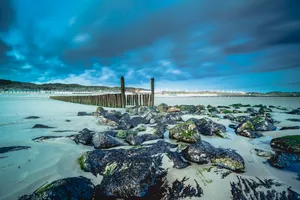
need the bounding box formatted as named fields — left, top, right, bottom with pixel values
left=49, top=77, right=155, bottom=108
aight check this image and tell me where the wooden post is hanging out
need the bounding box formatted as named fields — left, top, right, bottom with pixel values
left=150, top=78, right=154, bottom=106
left=120, top=76, right=126, bottom=108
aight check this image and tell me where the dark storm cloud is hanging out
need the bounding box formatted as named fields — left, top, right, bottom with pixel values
left=62, top=0, right=300, bottom=76
left=0, top=0, right=15, bottom=31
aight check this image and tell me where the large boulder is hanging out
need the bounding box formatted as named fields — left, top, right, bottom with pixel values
left=251, top=116, right=276, bottom=131
left=92, top=133, right=123, bottom=149
left=169, top=121, right=201, bottom=143
left=18, top=177, right=94, bottom=200
left=97, top=156, right=157, bottom=198
left=270, top=135, right=300, bottom=154
left=78, top=141, right=180, bottom=198
left=235, top=120, right=262, bottom=138
left=210, top=149, right=245, bottom=172
left=188, top=117, right=226, bottom=136
left=182, top=141, right=245, bottom=172
left=269, top=135, right=300, bottom=168
left=182, top=140, right=218, bottom=164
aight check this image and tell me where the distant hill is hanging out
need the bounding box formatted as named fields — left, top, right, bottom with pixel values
left=0, top=79, right=146, bottom=92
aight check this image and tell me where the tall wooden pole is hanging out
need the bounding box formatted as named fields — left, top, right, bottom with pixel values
left=151, top=78, right=154, bottom=106
left=120, top=76, right=126, bottom=108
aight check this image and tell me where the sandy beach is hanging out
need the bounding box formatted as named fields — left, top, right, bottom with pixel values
left=0, top=95, right=300, bottom=200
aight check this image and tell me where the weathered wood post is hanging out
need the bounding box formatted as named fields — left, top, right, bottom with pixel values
left=120, top=76, right=126, bottom=108
left=150, top=78, right=155, bottom=106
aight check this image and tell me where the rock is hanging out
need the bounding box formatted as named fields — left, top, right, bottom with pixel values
left=280, top=126, right=300, bottom=130
left=286, top=118, right=300, bottom=122
left=189, top=117, right=226, bottom=136
left=221, top=109, right=233, bottom=114
left=157, top=103, right=168, bottom=113
left=235, top=120, right=262, bottom=138
left=286, top=109, right=300, bottom=115
left=142, top=111, right=158, bottom=124
left=182, top=140, right=218, bottom=164
left=236, top=116, right=251, bottom=122
left=32, top=136, right=63, bottom=142
left=32, top=124, right=54, bottom=129
left=167, top=107, right=180, bottom=113
left=162, top=113, right=183, bottom=124
left=153, top=123, right=167, bottom=138
left=252, top=149, right=274, bottom=157
left=182, top=141, right=245, bottom=172
left=269, top=152, right=300, bottom=168
left=218, top=106, right=231, bottom=109
left=130, top=116, right=149, bottom=127
left=101, top=130, right=117, bottom=137
left=135, top=124, right=147, bottom=132
left=96, top=106, right=105, bottom=114
left=208, top=106, right=220, bottom=114
left=0, top=146, right=31, bottom=154
left=18, top=176, right=94, bottom=200
left=77, top=112, right=91, bottom=116
left=211, top=149, right=245, bottom=172
left=167, top=151, right=190, bottom=169
left=78, top=141, right=179, bottom=198
left=258, top=106, right=272, bottom=114
left=98, top=114, right=119, bottom=126
left=118, top=113, right=132, bottom=129
left=223, top=114, right=235, bottom=121
left=270, top=135, right=300, bottom=153
left=116, top=130, right=138, bottom=139
left=65, top=119, right=71, bottom=122
left=169, top=121, right=201, bottom=143
left=228, top=124, right=237, bottom=129
left=107, top=110, right=122, bottom=118
left=125, top=134, right=160, bottom=146
left=269, top=135, right=300, bottom=168
left=92, top=133, right=123, bottom=149
left=230, top=103, right=251, bottom=107
left=251, top=116, right=276, bottom=131
left=246, top=107, right=255, bottom=113
left=24, top=116, right=39, bottom=119
left=97, top=156, right=158, bottom=198
left=73, top=128, right=95, bottom=145
left=178, top=105, right=197, bottom=114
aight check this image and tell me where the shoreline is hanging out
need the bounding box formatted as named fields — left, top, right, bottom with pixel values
left=0, top=95, right=300, bottom=199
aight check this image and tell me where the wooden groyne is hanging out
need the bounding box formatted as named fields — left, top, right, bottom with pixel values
left=50, top=77, right=155, bottom=108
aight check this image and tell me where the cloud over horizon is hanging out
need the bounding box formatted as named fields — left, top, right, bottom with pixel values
left=0, top=0, right=300, bottom=92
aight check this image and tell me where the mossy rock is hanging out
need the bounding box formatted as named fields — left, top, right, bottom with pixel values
left=116, top=130, right=138, bottom=139
left=169, top=121, right=201, bottom=143
left=96, top=106, right=104, bottom=113
left=211, top=157, right=244, bottom=172
left=271, top=135, right=300, bottom=153
left=221, top=109, right=232, bottom=114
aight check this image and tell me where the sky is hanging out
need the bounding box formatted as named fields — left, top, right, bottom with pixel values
left=0, top=0, right=300, bottom=92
